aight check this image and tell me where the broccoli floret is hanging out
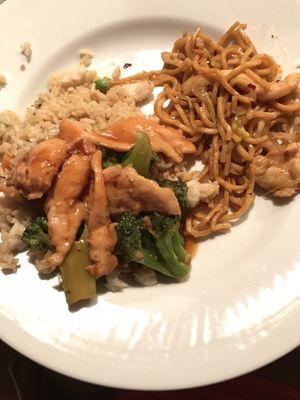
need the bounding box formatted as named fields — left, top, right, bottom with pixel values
left=115, top=212, right=174, bottom=277
left=115, top=212, right=190, bottom=278
left=159, top=179, right=188, bottom=210
left=22, top=216, right=52, bottom=251
left=115, top=212, right=145, bottom=262
left=102, top=149, right=125, bottom=168
left=150, top=212, right=191, bottom=277
left=150, top=152, right=159, bottom=168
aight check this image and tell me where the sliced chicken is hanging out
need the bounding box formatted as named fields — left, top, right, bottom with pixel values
left=120, top=81, right=154, bottom=102
left=67, top=135, right=97, bottom=156
left=186, top=180, right=219, bottom=207
left=182, top=75, right=211, bottom=96
left=189, top=69, right=300, bottom=102
left=38, top=153, right=91, bottom=273
left=59, top=116, right=196, bottom=162
left=253, top=142, right=300, bottom=197
left=230, top=72, right=300, bottom=102
left=103, top=165, right=181, bottom=215
left=85, top=151, right=118, bottom=278
left=6, top=138, right=67, bottom=200
left=48, top=65, right=97, bottom=89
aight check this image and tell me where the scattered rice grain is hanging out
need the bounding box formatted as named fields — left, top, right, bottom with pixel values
left=112, top=66, right=121, bottom=80
left=20, top=42, right=32, bottom=63
left=79, top=48, right=94, bottom=67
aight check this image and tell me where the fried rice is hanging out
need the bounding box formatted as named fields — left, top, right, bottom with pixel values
left=0, top=65, right=143, bottom=272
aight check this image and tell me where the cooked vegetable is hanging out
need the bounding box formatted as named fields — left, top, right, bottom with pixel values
left=150, top=152, right=159, bottom=168
left=115, top=212, right=190, bottom=278
left=60, top=227, right=96, bottom=305
left=102, top=149, right=125, bottom=168
left=194, top=91, right=216, bottom=123
left=95, top=77, right=110, bottom=94
left=115, top=212, right=144, bottom=261
left=159, top=179, right=188, bottom=210
left=22, top=216, right=52, bottom=251
left=102, top=132, right=154, bottom=176
left=231, top=115, right=250, bottom=141
left=150, top=212, right=191, bottom=277
left=122, top=131, right=152, bottom=177
left=115, top=212, right=173, bottom=277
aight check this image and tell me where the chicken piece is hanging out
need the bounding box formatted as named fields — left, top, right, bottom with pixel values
left=186, top=180, right=219, bottom=208
left=59, top=116, right=196, bottom=162
left=48, top=65, right=96, bottom=89
left=142, top=118, right=196, bottom=162
left=67, top=135, right=97, bottom=156
left=103, top=165, right=181, bottom=215
left=38, top=153, right=91, bottom=273
left=230, top=72, right=300, bottom=102
left=120, top=81, right=154, bottom=102
left=8, top=138, right=67, bottom=200
left=85, top=151, right=118, bottom=278
left=253, top=142, right=300, bottom=197
left=59, top=120, right=83, bottom=143
left=190, top=68, right=300, bottom=102
left=181, top=75, right=211, bottom=96
left=258, top=74, right=300, bottom=101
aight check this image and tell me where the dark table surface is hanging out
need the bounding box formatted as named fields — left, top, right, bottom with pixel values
left=1, top=340, right=300, bottom=400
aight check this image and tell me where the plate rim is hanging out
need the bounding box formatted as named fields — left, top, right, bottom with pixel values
left=1, top=318, right=299, bottom=390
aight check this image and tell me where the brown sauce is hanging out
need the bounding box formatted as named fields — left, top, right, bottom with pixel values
left=184, top=237, right=198, bottom=257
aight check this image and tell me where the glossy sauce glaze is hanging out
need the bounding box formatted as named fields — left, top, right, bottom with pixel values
left=184, top=237, right=198, bottom=258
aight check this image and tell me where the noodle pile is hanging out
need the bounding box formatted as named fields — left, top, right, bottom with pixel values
left=114, top=22, right=300, bottom=238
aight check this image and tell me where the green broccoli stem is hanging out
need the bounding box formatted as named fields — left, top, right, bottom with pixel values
left=141, top=232, right=175, bottom=278
left=155, top=232, right=189, bottom=277
left=172, top=231, right=191, bottom=264
left=115, top=212, right=190, bottom=280
left=59, top=227, right=96, bottom=305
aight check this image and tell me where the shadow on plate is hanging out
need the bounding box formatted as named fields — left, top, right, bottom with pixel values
left=255, top=186, right=295, bottom=207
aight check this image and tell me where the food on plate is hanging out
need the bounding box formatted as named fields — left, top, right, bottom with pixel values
left=0, top=22, right=299, bottom=305
left=0, top=73, right=6, bottom=88
left=79, top=48, right=94, bottom=67
left=20, top=41, right=32, bottom=63
left=59, top=116, right=195, bottom=162
left=252, top=142, right=300, bottom=197
left=115, top=21, right=300, bottom=237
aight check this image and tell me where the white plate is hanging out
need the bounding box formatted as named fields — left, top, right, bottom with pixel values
left=0, top=0, right=300, bottom=390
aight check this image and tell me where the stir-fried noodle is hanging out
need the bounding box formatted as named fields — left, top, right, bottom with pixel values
left=114, top=22, right=300, bottom=238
